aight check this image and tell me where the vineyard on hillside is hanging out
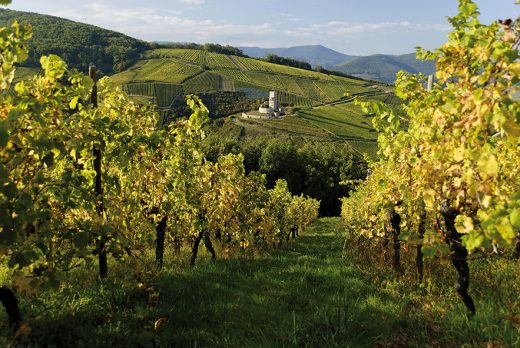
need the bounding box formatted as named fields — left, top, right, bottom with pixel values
left=110, top=47, right=386, bottom=116
left=106, top=42, right=394, bottom=157
left=234, top=103, right=380, bottom=157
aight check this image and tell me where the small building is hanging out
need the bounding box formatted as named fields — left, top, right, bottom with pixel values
left=243, top=91, right=285, bottom=119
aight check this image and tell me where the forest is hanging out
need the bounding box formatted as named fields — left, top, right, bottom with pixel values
left=0, top=8, right=151, bottom=75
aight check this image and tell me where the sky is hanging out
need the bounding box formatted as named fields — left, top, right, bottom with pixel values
left=4, top=0, right=519, bottom=55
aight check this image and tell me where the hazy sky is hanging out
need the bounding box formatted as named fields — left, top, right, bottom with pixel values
left=4, top=0, right=519, bottom=55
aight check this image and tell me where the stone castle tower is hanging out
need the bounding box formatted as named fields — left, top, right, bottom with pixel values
left=269, top=91, right=279, bottom=110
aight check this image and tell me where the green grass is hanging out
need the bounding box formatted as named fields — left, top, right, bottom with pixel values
left=0, top=219, right=386, bottom=347
left=297, top=103, right=378, bottom=141
left=237, top=115, right=331, bottom=139
left=1, top=218, right=518, bottom=347
left=341, top=220, right=520, bottom=348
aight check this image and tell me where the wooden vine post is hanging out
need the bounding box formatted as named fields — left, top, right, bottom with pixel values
left=90, top=66, right=108, bottom=279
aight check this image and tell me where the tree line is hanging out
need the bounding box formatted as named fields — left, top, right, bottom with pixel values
left=202, top=134, right=368, bottom=216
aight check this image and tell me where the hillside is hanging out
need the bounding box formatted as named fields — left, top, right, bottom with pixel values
left=109, top=48, right=385, bottom=117
left=235, top=102, right=380, bottom=157
left=332, top=53, right=435, bottom=84
left=239, top=45, right=358, bottom=68
left=0, top=9, right=151, bottom=75
left=109, top=47, right=398, bottom=157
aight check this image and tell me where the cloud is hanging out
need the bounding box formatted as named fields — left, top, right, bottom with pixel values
left=305, top=20, right=450, bottom=36
left=179, top=0, right=205, bottom=4
left=279, top=13, right=303, bottom=23
left=43, top=2, right=450, bottom=54
left=50, top=2, right=274, bottom=42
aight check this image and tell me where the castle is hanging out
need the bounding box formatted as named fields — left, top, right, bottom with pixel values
left=242, top=91, right=285, bottom=119
left=259, top=91, right=285, bottom=117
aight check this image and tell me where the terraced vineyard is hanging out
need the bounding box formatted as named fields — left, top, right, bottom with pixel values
left=110, top=59, right=202, bottom=85
left=298, top=103, right=377, bottom=141
left=183, top=72, right=221, bottom=93
left=124, top=81, right=183, bottom=107
left=109, top=47, right=390, bottom=155
left=110, top=48, right=384, bottom=111
left=236, top=102, right=380, bottom=157
left=237, top=115, right=331, bottom=138
left=370, top=92, right=402, bottom=108
left=207, top=52, right=237, bottom=70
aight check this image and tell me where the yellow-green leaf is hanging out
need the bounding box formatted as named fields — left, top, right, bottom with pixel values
left=477, top=148, right=498, bottom=177
left=503, top=119, right=520, bottom=138
left=455, top=215, right=474, bottom=234
left=511, top=208, right=520, bottom=230
left=423, top=189, right=436, bottom=209
left=69, top=96, right=79, bottom=110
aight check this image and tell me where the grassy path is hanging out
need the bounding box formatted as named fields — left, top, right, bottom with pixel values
left=154, top=217, right=406, bottom=347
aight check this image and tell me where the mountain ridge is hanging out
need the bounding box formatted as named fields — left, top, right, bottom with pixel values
left=332, top=53, right=436, bottom=84
left=239, top=45, right=358, bottom=68
left=240, top=45, right=436, bottom=84
left=1, top=9, right=434, bottom=84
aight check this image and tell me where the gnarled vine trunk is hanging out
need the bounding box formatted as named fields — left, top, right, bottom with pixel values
left=440, top=204, right=476, bottom=316
left=90, top=66, right=108, bottom=279
left=389, top=207, right=402, bottom=275
left=190, top=231, right=204, bottom=267
left=290, top=226, right=297, bottom=239
left=416, top=208, right=426, bottom=284
left=515, top=232, right=520, bottom=259
left=204, top=233, right=216, bottom=261
left=173, top=236, right=181, bottom=255
left=0, top=286, right=22, bottom=330
left=189, top=230, right=215, bottom=266
left=155, top=216, right=168, bottom=269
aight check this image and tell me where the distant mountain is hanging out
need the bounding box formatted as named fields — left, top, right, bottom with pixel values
left=0, top=9, right=151, bottom=75
left=239, top=45, right=358, bottom=68
left=332, top=53, right=435, bottom=84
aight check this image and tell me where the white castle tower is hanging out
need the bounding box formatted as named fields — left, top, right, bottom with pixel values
left=269, top=91, right=279, bottom=110
left=254, top=91, right=285, bottom=118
